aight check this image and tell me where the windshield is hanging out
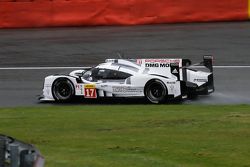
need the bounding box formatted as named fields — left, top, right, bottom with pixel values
left=82, top=68, right=97, bottom=81
left=82, top=68, right=131, bottom=82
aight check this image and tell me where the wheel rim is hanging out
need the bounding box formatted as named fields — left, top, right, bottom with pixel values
left=57, top=83, right=71, bottom=97
left=146, top=81, right=166, bottom=103
left=53, top=80, right=73, bottom=101
left=149, top=83, right=164, bottom=98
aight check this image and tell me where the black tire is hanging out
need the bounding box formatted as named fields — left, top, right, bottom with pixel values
left=52, top=78, right=75, bottom=102
left=144, top=79, right=168, bottom=104
left=0, top=138, right=5, bottom=167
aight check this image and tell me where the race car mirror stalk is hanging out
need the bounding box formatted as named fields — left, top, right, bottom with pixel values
left=39, top=56, right=215, bottom=104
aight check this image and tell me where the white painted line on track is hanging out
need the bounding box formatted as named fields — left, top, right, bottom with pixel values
left=194, top=66, right=250, bottom=68
left=0, top=66, right=250, bottom=70
left=214, top=66, right=250, bottom=68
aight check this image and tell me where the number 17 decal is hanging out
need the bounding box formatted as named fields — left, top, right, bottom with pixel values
left=84, top=84, right=97, bottom=98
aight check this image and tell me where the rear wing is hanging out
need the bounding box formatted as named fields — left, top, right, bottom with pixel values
left=202, top=55, right=214, bottom=92
left=203, top=55, right=213, bottom=72
left=182, top=55, right=213, bottom=72
left=184, top=55, right=214, bottom=93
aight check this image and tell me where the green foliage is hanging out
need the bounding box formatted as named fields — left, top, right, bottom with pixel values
left=0, top=105, right=250, bottom=167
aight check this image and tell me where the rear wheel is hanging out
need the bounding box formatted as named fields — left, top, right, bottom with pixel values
left=145, top=80, right=167, bottom=104
left=52, top=78, right=75, bottom=102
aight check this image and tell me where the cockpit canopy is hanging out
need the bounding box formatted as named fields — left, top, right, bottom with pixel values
left=82, top=68, right=132, bottom=82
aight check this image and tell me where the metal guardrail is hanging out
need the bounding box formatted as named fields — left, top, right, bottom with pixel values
left=0, top=135, right=45, bottom=167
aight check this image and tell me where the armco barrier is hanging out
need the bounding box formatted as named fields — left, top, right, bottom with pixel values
left=0, top=0, right=248, bottom=28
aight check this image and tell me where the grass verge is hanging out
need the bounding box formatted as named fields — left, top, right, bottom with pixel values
left=0, top=105, right=250, bottom=167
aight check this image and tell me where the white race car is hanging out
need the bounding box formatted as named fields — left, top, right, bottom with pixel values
left=40, top=56, right=214, bottom=103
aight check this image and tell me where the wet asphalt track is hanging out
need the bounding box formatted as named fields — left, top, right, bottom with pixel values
left=0, top=22, right=250, bottom=107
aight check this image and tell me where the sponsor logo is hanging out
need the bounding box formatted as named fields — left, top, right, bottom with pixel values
left=76, top=84, right=82, bottom=89
left=194, top=79, right=208, bottom=82
left=136, top=59, right=143, bottom=65
left=76, top=84, right=84, bottom=94
left=100, top=85, right=108, bottom=88
left=170, top=62, right=179, bottom=66
left=170, top=85, right=175, bottom=91
left=84, top=84, right=96, bottom=89
left=144, top=59, right=180, bottom=63
left=172, top=69, right=178, bottom=74
left=145, top=63, right=170, bottom=68
left=112, top=86, right=143, bottom=93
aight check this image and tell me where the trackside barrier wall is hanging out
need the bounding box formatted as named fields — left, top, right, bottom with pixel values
left=0, top=0, right=248, bottom=28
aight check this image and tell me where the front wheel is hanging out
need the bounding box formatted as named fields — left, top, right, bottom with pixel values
left=52, top=78, right=75, bottom=102
left=144, top=80, right=168, bottom=104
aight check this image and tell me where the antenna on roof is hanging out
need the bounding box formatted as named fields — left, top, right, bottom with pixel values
left=116, top=51, right=125, bottom=59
